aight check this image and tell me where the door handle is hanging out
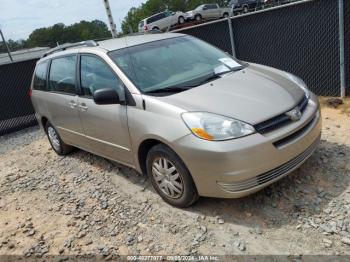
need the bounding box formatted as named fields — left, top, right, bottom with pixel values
left=69, top=100, right=77, bottom=108
left=79, top=103, right=88, bottom=111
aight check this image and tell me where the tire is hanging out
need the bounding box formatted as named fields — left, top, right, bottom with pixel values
left=178, top=16, right=185, bottom=24
left=243, top=6, right=249, bottom=13
left=223, top=13, right=229, bottom=18
left=194, top=14, right=202, bottom=21
left=146, top=144, right=199, bottom=207
left=45, top=122, right=73, bottom=155
left=152, top=26, right=160, bottom=31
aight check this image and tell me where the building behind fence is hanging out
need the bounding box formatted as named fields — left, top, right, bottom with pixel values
left=0, top=0, right=349, bottom=136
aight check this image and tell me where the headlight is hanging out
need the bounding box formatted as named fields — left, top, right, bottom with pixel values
left=181, top=112, right=255, bottom=141
left=285, top=73, right=310, bottom=99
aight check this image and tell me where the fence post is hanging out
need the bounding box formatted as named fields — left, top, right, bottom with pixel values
left=227, top=17, right=236, bottom=57
left=338, top=0, right=346, bottom=98
left=0, top=29, right=13, bottom=62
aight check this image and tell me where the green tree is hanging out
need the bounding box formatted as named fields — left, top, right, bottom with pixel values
left=26, top=20, right=111, bottom=48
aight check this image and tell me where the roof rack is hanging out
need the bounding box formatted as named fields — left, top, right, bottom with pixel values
left=125, top=29, right=163, bottom=37
left=42, top=40, right=99, bottom=57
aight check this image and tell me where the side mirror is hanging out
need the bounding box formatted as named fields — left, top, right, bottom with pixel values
left=93, top=88, right=120, bottom=105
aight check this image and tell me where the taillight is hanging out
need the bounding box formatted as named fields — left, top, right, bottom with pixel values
left=28, top=88, right=32, bottom=97
left=144, top=25, right=148, bottom=31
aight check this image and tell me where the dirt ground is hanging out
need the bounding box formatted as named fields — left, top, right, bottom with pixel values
left=0, top=97, right=349, bottom=259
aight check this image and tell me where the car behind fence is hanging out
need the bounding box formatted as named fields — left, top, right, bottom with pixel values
left=0, top=0, right=349, bottom=136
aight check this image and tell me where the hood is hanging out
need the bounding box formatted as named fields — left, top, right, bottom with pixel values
left=155, top=65, right=305, bottom=125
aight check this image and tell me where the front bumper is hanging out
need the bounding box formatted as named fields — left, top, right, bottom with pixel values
left=172, top=94, right=322, bottom=198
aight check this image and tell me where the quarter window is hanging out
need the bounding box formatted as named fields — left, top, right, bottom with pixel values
left=49, top=55, right=77, bottom=94
left=80, top=55, right=123, bottom=98
left=33, top=60, right=49, bottom=91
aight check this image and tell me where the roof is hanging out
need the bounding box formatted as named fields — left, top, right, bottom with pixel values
left=0, top=47, right=50, bottom=65
left=98, top=32, right=185, bottom=51
left=36, top=33, right=186, bottom=62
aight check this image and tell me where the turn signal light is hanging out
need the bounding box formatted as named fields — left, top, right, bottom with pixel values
left=191, top=128, right=213, bottom=141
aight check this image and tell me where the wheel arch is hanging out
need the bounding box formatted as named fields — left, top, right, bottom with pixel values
left=41, top=116, right=49, bottom=131
left=137, top=136, right=179, bottom=175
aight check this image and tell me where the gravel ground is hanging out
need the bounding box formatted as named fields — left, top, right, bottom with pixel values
left=0, top=98, right=349, bottom=259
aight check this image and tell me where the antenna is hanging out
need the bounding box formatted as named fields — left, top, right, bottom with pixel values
left=102, top=0, right=118, bottom=38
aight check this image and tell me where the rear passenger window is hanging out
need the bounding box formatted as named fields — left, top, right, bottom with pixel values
left=49, top=55, right=77, bottom=95
left=33, top=61, right=49, bottom=91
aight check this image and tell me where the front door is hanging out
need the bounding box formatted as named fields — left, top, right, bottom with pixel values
left=77, top=54, right=133, bottom=165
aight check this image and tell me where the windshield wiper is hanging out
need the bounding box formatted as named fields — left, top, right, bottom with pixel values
left=192, top=66, right=245, bottom=87
left=145, top=86, right=192, bottom=94
left=145, top=66, right=245, bottom=94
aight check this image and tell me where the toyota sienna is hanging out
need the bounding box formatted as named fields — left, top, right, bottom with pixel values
left=30, top=33, right=321, bottom=207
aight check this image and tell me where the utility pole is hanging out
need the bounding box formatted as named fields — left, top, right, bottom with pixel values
left=0, top=26, right=13, bottom=62
left=102, top=0, right=117, bottom=38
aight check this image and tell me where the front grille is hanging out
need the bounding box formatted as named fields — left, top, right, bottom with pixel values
left=254, top=95, right=309, bottom=134
left=217, top=136, right=319, bottom=193
left=273, top=115, right=316, bottom=148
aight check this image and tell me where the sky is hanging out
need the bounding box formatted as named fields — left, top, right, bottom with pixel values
left=0, top=0, right=146, bottom=40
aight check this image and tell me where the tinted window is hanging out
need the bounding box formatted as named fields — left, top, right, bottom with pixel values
left=139, top=20, right=144, bottom=27
left=49, top=55, right=77, bottom=94
left=80, top=55, right=123, bottom=98
left=33, top=60, right=49, bottom=91
left=209, top=4, right=218, bottom=9
left=147, top=14, right=158, bottom=23
left=148, top=12, right=166, bottom=23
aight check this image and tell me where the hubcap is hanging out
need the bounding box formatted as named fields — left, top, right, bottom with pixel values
left=151, top=157, right=183, bottom=199
left=47, top=126, right=60, bottom=151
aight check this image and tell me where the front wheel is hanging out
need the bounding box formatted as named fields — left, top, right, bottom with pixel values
left=223, top=13, right=229, bottom=18
left=146, top=144, right=199, bottom=207
left=194, top=14, right=202, bottom=21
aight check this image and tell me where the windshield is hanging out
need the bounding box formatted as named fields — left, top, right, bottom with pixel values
left=108, top=36, right=243, bottom=93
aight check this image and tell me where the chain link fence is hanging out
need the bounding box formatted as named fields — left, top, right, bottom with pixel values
left=345, top=0, right=350, bottom=96
left=176, top=0, right=345, bottom=97
left=0, top=59, right=38, bottom=136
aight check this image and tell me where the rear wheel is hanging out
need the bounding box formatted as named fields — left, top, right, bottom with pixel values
left=45, top=122, right=73, bottom=155
left=243, top=6, right=249, bottom=13
left=146, top=144, right=199, bottom=207
left=223, top=13, right=229, bottom=18
left=178, top=16, right=185, bottom=24
left=152, top=26, right=160, bottom=31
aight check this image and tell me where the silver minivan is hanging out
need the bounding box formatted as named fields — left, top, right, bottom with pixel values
left=31, top=33, right=321, bottom=207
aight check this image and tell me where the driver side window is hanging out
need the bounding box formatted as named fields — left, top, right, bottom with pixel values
left=80, top=55, right=123, bottom=98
